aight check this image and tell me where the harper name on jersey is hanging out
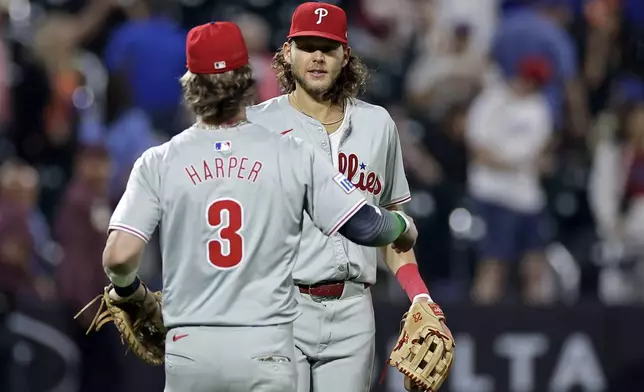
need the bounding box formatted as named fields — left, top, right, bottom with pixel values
left=184, top=156, right=264, bottom=186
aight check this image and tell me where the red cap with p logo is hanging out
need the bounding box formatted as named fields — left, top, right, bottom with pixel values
left=287, top=2, right=348, bottom=44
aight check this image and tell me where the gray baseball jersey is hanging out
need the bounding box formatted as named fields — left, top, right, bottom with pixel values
left=246, top=95, right=411, bottom=285
left=108, top=123, right=367, bottom=328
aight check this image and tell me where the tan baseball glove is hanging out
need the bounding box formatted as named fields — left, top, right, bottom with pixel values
left=388, top=301, right=455, bottom=391
left=75, top=283, right=167, bottom=366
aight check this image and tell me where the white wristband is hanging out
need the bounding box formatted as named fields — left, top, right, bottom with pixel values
left=412, top=293, right=433, bottom=304
left=393, top=211, right=410, bottom=235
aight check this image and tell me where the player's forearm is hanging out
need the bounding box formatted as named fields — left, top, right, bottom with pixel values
left=102, top=230, right=144, bottom=295
left=385, top=205, right=431, bottom=302
left=384, top=246, right=434, bottom=302
left=338, top=204, right=408, bottom=247
left=382, top=244, right=418, bottom=275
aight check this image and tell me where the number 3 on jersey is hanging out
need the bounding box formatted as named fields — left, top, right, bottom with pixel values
left=207, top=198, right=244, bottom=269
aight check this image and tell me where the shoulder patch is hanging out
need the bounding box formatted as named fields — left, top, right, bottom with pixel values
left=333, top=173, right=356, bottom=194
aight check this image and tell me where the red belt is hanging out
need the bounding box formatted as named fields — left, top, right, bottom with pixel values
left=298, top=281, right=370, bottom=298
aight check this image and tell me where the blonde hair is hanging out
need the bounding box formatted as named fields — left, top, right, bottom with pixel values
left=179, top=65, right=255, bottom=124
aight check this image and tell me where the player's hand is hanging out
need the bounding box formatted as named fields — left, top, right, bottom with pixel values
left=108, top=283, right=147, bottom=303
left=109, top=283, right=163, bottom=327
left=392, top=212, right=417, bottom=253
left=108, top=284, right=162, bottom=321
left=413, top=296, right=454, bottom=341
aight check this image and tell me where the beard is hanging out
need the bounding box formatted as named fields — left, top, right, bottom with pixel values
left=291, top=66, right=339, bottom=99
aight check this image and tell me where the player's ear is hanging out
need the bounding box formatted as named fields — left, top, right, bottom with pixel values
left=283, top=41, right=293, bottom=65
left=342, top=46, right=351, bottom=68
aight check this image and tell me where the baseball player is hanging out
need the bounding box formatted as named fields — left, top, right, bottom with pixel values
left=246, top=3, right=453, bottom=391
left=99, top=21, right=418, bottom=392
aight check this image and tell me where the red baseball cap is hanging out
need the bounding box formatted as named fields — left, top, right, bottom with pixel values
left=186, top=22, right=249, bottom=74
left=518, top=56, right=552, bottom=86
left=287, top=2, right=348, bottom=44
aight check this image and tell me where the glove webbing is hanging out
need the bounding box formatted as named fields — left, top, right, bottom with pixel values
left=74, top=284, right=149, bottom=335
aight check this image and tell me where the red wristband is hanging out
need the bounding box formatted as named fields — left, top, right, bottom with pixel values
left=395, top=263, right=429, bottom=302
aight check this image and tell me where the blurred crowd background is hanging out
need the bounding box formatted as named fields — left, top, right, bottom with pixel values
left=0, top=0, right=643, bottom=391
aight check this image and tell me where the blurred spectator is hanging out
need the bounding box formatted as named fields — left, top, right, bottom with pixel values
left=590, top=102, right=644, bottom=245
left=54, top=145, right=111, bottom=318
left=53, top=145, right=120, bottom=392
left=492, top=0, right=589, bottom=136
left=393, top=101, right=469, bottom=195
left=235, top=12, right=281, bottom=103
left=20, top=0, right=116, bottom=222
left=583, top=0, right=620, bottom=87
left=394, top=103, right=470, bottom=299
left=466, top=56, right=554, bottom=305
left=7, top=32, right=50, bottom=166
left=0, top=203, right=37, bottom=302
left=349, top=0, right=419, bottom=102
left=103, top=73, right=160, bottom=204
left=406, top=22, right=488, bottom=120
left=104, top=0, right=187, bottom=137
left=0, top=160, right=57, bottom=301
left=582, top=0, right=621, bottom=114
left=432, top=0, right=498, bottom=56
left=391, top=106, right=443, bottom=190
left=588, top=102, right=644, bottom=302
left=31, top=1, right=115, bottom=147
left=351, top=0, right=417, bottom=61
left=429, top=103, right=470, bottom=190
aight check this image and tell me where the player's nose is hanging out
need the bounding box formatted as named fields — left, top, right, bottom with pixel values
left=311, top=50, right=325, bottom=62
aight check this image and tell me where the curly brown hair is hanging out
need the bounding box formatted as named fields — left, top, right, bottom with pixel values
left=180, top=65, right=256, bottom=124
left=272, top=44, right=369, bottom=104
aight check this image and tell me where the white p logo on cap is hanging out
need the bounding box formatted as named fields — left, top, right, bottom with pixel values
left=314, top=8, right=328, bottom=24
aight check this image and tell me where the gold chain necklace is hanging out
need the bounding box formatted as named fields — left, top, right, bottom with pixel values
left=290, top=93, right=344, bottom=126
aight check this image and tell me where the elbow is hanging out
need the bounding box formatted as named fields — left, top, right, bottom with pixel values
left=102, top=242, right=131, bottom=272
left=102, top=231, right=142, bottom=272
left=101, top=230, right=144, bottom=286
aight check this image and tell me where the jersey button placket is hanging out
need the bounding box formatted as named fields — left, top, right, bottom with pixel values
left=331, top=237, right=350, bottom=279
left=315, top=123, right=327, bottom=147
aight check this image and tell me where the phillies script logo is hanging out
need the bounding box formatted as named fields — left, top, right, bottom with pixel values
left=338, top=152, right=382, bottom=196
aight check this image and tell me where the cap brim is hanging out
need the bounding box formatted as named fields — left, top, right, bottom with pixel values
left=287, top=31, right=348, bottom=44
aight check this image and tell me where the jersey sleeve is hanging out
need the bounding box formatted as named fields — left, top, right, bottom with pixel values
left=301, top=144, right=367, bottom=236
left=380, top=116, right=411, bottom=208
left=108, top=149, right=161, bottom=243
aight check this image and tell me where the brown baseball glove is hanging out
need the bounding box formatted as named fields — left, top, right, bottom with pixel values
left=75, top=283, right=167, bottom=366
left=388, top=301, right=455, bottom=391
